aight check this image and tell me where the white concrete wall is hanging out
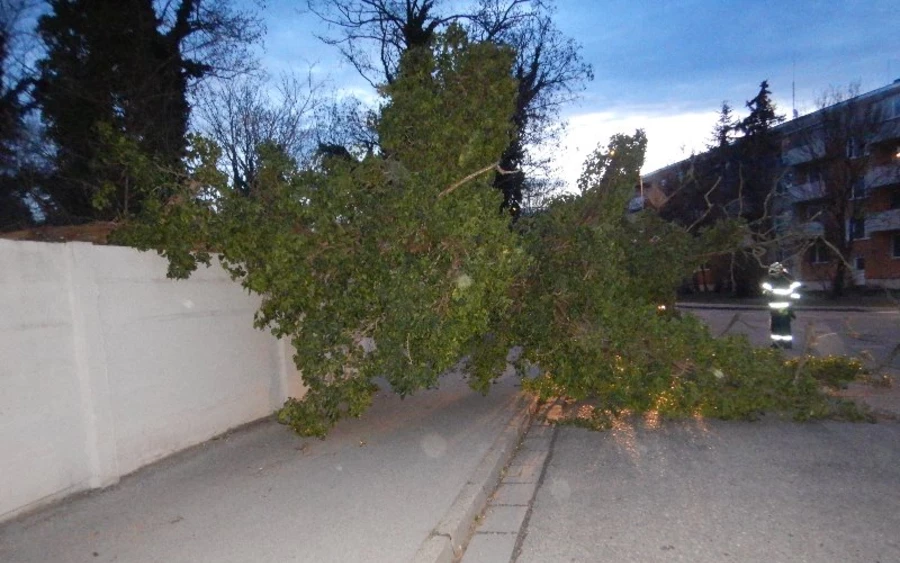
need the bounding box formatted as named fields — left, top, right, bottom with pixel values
left=0, top=240, right=305, bottom=522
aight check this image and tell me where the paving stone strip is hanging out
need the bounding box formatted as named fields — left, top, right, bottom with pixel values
left=460, top=420, right=557, bottom=563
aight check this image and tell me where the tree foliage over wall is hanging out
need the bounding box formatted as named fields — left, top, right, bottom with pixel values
left=118, top=28, right=526, bottom=435
left=113, top=31, right=859, bottom=436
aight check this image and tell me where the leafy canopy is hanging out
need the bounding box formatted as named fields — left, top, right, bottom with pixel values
left=120, top=26, right=525, bottom=435
left=116, top=31, right=861, bottom=436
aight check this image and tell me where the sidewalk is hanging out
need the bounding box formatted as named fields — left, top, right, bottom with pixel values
left=0, top=372, right=535, bottom=563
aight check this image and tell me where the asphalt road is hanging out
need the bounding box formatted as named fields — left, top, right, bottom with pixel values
left=516, top=420, right=900, bottom=563
left=684, top=307, right=900, bottom=370
left=513, top=307, right=900, bottom=563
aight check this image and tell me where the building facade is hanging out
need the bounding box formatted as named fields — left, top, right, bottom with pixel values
left=642, top=80, right=900, bottom=292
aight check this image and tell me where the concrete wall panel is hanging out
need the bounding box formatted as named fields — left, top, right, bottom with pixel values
left=0, top=240, right=304, bottom=521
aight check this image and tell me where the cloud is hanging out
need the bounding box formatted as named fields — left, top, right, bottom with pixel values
left=547, top=108, right=720, bottom=192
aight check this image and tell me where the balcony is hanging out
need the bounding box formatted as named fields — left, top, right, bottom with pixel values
left=866, top=208, right=900, bottom=233
left=782, top=138, right=825, bottom=167
left=787, top=180, right=827, bottom=203
left=865, top=163, right=900, bottom=190
left=794, top=220, right=825, bottom=238
left=872, top=119, right=900, bottom=144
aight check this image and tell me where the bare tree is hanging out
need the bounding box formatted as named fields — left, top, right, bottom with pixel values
left=307, top=0, right=591, bottom=213
left=472, top=2, right=591, bottom=213
left=307, top=0, right=474, bottom=86
left=196, top=71, right=323, bottom=196
left=0, top=0, right=43, bottom=229
left=312, top=94, right=379, bottom=161
left=154, top=0, right=265, bottom=81
left=785, top=83, right=886, bottom=296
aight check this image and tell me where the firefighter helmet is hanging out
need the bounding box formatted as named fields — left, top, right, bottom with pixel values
left=768, top=262, right=785, bottom=275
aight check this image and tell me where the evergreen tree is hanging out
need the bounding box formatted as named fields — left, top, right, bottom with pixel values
left=0, top=6, right=33, bottom=229
left=34, top=0, right=261, bottom=222
left=730, top=80, right=785, bottom=295
left=730, top=80, right=785, bottom=223
left=658, top=83, right=784, bottom=296
left=738, top=80, right=784, bottom=138
left=708, top=102, right=735, bottom=150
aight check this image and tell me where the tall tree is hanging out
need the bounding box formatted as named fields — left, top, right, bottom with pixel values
left=657, top=102, right=741, bottom=233
left=196, top=72, right=322, bottom=196
left=309, top=0, right=469, bottom=86
left=308, top=0, right=591, bottom=215
left=735, top=80, right=785, bottom=221
left=654, top=83, right=785, bottom=296
left=33, top=0, right=262, bottom=221
left=708, top=101, right=735, bottom=150
left=738, top=80, right=784, bottom=138
left=720, top=80, right=786, bottom=295
left=0, top=0, right=36, bottom=229
left=474, top=3, right=592, bottom=215
left=787, top=84, right=885, bottom=297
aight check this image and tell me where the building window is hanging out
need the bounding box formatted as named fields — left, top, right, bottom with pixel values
left=777, top=170, right=794, bottom=194
left=894, top=233, right=900, bottom=259
left=850, top=179, right=867, bottom=200
left=846, top=138, right=862, bottom=159
left=886, top=96, right=900, bottom=120
left=809, top=241, right=830, bottom=264
left=849, top=218, right=866, bottom=240
left=891, top=189, right=900, bottom=210
left=805, top=169, right=822, bottom=185
left=773, top=212, right=791, bottom=233
left=803, top=204, right=823, bottom=221
left=855, top=256, right=865, bottom=270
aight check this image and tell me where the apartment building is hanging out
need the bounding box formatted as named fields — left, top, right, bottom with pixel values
left=778, top=80, right=900, bottom=289
left=642, top=79, right=900, bottom=292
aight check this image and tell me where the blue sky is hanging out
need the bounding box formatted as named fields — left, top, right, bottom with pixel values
left=251, top=0, right=898, bottom=188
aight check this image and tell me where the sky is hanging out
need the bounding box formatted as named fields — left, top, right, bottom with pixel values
left=251, top=0, right=898, bottom=191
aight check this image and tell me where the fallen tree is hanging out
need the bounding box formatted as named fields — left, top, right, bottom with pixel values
left=113, top=28, right=868, bottom=436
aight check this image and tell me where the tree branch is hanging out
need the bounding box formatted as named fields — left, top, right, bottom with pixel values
left=438, top=162, right=516, bottom=198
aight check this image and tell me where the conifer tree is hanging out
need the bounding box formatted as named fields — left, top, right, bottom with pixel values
left=0, top=1, right=33, bottom=229
left=708, top=102, right=735, bottom=150
left=34, top=0, right=261, bottom=221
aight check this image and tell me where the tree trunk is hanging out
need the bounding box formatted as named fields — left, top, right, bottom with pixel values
left=831, top=259, right=846, bottom=298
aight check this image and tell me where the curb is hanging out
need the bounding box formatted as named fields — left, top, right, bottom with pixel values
left=410, top=392, right=539, bottom=563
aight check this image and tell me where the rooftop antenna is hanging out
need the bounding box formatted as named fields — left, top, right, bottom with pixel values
left=792, top=58, right=798, bottom=119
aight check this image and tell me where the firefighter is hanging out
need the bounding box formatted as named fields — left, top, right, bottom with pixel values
left=760, top=262, right=801, bottom=349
